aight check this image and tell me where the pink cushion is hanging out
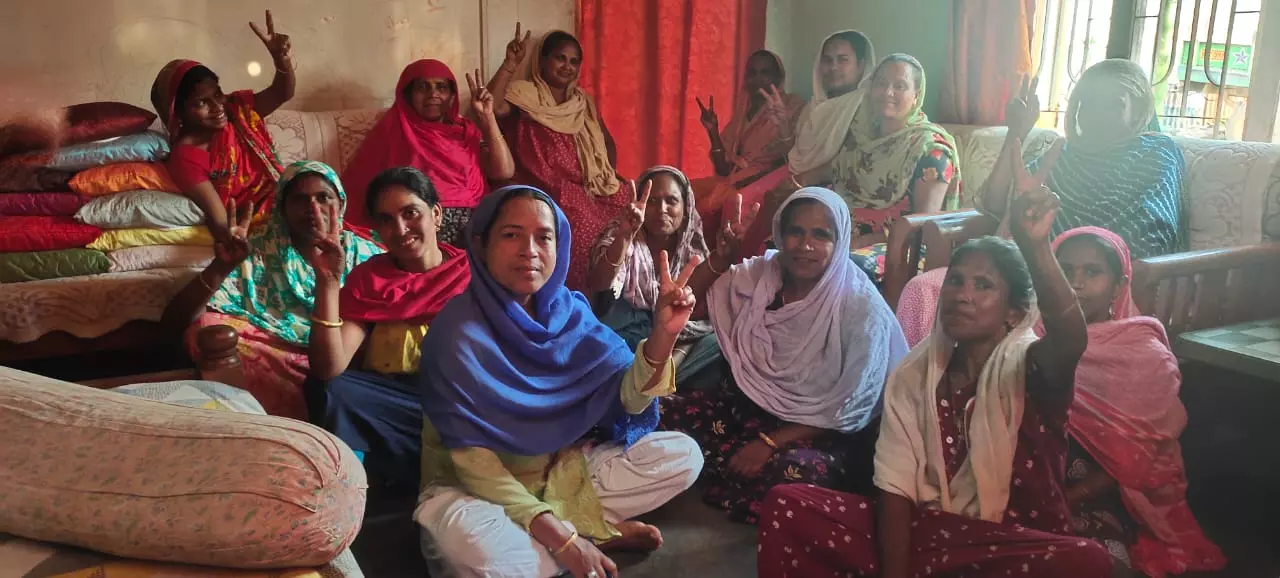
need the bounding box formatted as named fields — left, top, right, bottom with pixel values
left=0, top=192, right=88, bottom=216
left=0, top=368, right=368, bottom=569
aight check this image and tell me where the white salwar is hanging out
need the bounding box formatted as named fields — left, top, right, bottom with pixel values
left=414, top=431, right=703, bottom=578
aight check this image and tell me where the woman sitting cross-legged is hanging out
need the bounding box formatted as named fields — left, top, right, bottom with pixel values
left=161, top=160, right=381, bottom=418
left=589, top=165, right=721, bottom=390
left=1051, top=226, right=1225, bottom=576
left=414, top=185, right=703, bottom=578
left=663, top=187, right=909, bottom=524
left=757, top=187, right=1113, bottom=578
left=304, top=167, right=470, bottom=489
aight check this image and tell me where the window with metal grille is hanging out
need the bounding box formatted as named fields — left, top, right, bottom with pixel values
left=1032, top=0, right=1279, bottom=142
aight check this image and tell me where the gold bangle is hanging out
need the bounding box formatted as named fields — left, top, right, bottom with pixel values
left=758, top=431, right=780, bottom=450
left=309, top=315, right=343, bottom=328
left=642, top=347, right=670, bottom=368
left=197, top=271, right=216, bottom=292
left=552, top=530, right=579, bottom=556
left=706, top=252, right=728, bottom=275
left=610, top=241, right=629, bottom=268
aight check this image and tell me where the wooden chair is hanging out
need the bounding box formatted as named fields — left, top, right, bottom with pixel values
left=76, top=325, right=244, bottom=389
left=1131, top=243, right=1280, bottom=338
left=883, top=209, right=998, bottom=309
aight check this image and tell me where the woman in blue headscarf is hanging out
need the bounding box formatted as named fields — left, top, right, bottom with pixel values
left=414, top=185, right=704, bottom=578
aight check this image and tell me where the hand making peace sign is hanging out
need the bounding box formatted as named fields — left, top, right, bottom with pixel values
left=305, top=201, right=346, bottom=282
left=466, top=69, right=495, bottom=119
left=696, top=96, right=719, bottom=133
left=758, top=84, right=789, bottom=126
left=653, top=250, right=702, bottom=336
left=1005, top=75, right=1041, bottom=143
left=1008, top=137, right=1065, bottom=246
left=249, top=10, right=293, bottom=70
left=616, top=178, right=652, bottom=240
left=715, top=193, right=760, bottom=261
left=213, top=198, right=254, bottom=266
left=504, top=22, right=534, bottom=70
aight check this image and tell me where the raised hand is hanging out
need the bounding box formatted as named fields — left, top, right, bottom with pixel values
left=653, top=250, right=701, bottom=337
left=306, top=202, right=346, bottom=281
left=715, top=193, right=760, bottom=260
left=1009, top=138, right=1065, bottom=245
left=616, top=179, right=651, bottom=240
left=695, top=96, right=719, bottom=133
left=213, top=198, right=253, bottom=266
left=466, top=70, right=494, bottom=118
left=504, top=22, right=534, bottom=70
left=1011, top=137, right=1064, bottom=197
left=1005, top=75, right=1040, bottom=142
left=250, top=10, right=293, bottom=70
left=759, top=84, right=789, bottom=126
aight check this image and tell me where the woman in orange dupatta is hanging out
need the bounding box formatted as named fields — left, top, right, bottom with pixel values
left=691, top=49, right=805, bottom=240
left=486, top=25, right=633, bottom=291
left=150, top=11, right=293, bottom=242
left=1051, top=226, right=1225, bottom=576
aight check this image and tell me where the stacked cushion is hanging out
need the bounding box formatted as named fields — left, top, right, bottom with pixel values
left=88, top=226, right=213, bottom=251
left=0, top=216, right=102, bottom=253
left=0, top=249, right=110, bottom=283
left=107, top=245, right=214, bottom=273
left=0, top=192, right=88, bottom=216
left=75, top=190, right=204, bottom=229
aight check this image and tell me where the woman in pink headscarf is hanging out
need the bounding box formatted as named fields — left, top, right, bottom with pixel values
left=1050, top=226, right=1225, bottom=577
left=342, top=59, right=515, bottom=243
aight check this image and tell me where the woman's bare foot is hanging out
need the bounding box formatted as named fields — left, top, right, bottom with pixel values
left=598, top=520, right=663, bottom=552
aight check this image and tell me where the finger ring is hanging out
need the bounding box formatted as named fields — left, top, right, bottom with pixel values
left=587, top=572, right=600, bottom=578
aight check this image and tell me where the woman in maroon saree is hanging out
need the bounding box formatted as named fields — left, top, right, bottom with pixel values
left=486, top=24, right=632, bottom=291
left=757, top=178, right=1113, bottom=577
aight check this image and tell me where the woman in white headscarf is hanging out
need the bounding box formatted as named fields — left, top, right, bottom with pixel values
left=663, top=186, right=908, bottom=524
left=735, top=30, right=877, bottom=258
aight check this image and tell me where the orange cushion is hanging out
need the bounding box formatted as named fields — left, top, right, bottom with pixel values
left=69, top=162, right=179, bottom=196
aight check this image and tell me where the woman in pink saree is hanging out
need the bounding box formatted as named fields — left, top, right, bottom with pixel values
left=1050, top=226, right=1225, bottom=576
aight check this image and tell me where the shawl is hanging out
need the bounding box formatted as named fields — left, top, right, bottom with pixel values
left=151, top=59, right=283, bottom=216
left=833, top=54, right=962, bottom=211
left=707, top=187, right=907, bottom=432
left=338, top=243, right=471, bottom=326
left=505, top=31, right=620, bottom=197
left=418, top=186, right=656, bottom=455
left=721, top=50, right=807, bottom=185
left=341, top=59, right=487, bottom=233
left=590, top=165, right=711, bottom=341
left=207, top=160, right=382, bottom=345
left=1050, top=227, right=1226, bottom=577
left=787, top=30, right=876, bottom=175
left=875, top=297, right=1042, bottom=523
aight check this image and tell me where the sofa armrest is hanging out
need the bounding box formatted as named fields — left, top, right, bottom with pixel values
left=920, top=210, right=999, bottom=271
left=883, top=209, right=991, bottom=310
left=193, top=324, right=244, bottom=388
left=1132, top=243, right=1280, bottom=337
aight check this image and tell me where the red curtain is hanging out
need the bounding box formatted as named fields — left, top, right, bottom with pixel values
left=937, top=0, right=1036, bottom=126
left=577, top=0, right=767, bottom=180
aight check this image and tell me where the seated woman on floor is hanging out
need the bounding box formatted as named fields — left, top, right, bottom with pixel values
left=834, top=54, right=961, bottom=280
left=1050, top=226, right=1225, bottom=576
left=340, top=59, right=515, bottom=244
left=304, top=167, right=470, bottom=488
left=896, top=59, right=1186, bottom=345
left=161, top=161, right=381, bottom=419
left=414, top=185, right=703, bottom=578
left=487, top=25, right=633, bottom=291
left=735, top=30, right=877, bottom=258
left=757, top=188, right=1112, bottom=578
left=663, top=187, right=908, bottom=524
left=150, top=11, right=295, bottom=240
left=588, top=165, right=720, bottom=389
left=692, top=49, right=805, bottom=237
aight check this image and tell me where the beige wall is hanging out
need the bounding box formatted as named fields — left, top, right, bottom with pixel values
left=0, top=0, right=574, bottom=113
left=767, top=0, right=950, bottom=116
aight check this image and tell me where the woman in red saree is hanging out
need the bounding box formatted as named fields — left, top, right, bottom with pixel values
left=691, top=49, right=805, bottom=239
left=340, top=59, right=515, bottom=245
left=1051, top=226, right=1225, bottom=576
left=757, top=186, right=1114, bottom=577
left=150, top=11, right=294, bottom=242
left=486, top=24, right=632, bottom=291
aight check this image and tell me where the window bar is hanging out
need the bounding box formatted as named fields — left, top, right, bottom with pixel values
left=1208, top=0, right=1239, bottom=138
left=1150, top=0, right=1187, bottom=86
left=1066, top=0, right=1092, bottom=82
left=1048, top=0, right=1072, bottom=123
left=1179, top=0, right=1205, bottom=123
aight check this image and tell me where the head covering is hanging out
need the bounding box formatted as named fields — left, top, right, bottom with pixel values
left=341, top=59, right=487, bottom=234
left=1066, top=58, right=1157, bottom=143
left=707, top=187, right=907, bottom=432
left=207, top=160, right=382, bottom=345
left=150, top=59, right=202, bottom=137
left=505, top=31, right=620, bottom=197
left=834, top=54, right=962, bottom=211
left=418, top=185, right=656, bottom=455
left=1048, top=227, right=1226, bottom=576
left=874, top=274, right=1042, bottom=523
left=590, top=165, right=710, bottom=340
left=788, top=30, right=876, bottom=175
left=721, top=50, right=806, bottom=174
left=339, top=243, right=471, bottom=326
